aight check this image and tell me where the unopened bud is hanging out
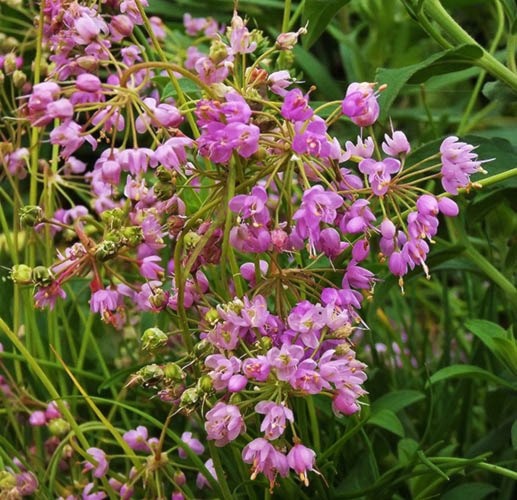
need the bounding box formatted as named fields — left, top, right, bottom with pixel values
left=209, top=39, right=229, bottom=64
left=141, top=327, right=168, bottom=351
left=183, top=231, right=201, bottom=250
left=275, top=26, right=307, bottom=50
left=180, top=387, right=199, bottom=406
left=163, top=362, right=183, bottom=381
left=47, top=417, right=70, bottom=437
left=121, top=226, right=143, bottom=246
left=136, top=364, right=164, bottom=387
left=204, top=308, right=220, bottom=325
left=148, top=288, right=169, bottom=309
left=193, top=339, right=213, bottom=357
left=12, top=69, right=26, bottom=88
left=100, top=208, right=125, bottom=229
left=154, top=181, right=175, bottom=201
left=3, top=52, right=17, bottom=74
left=197, top=375, right=213, bottom=393
left=19, top=205, right=43, bottom=227
left=94, top=240, right=119, bottom=261
left=10, top=264, right=33, bottom=284
left=334, top=342, right=352, bottom=356
left=31, top=266, right=54, bottom=286
left=256, top=336, right=273, bottom=352
left=0, top=471, right=16, bottom=489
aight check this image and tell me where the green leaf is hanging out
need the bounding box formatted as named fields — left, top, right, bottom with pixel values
left=441, top=483, right=498, bottom=500
left=427, top=364, right=517, bottom=390
left=398, top=438, right=419, bottom=466
left=376, top=44, right=483, bottom=121
left=302, top=0, right=352, bottom=49
left=371, top=390, right=425, bottom=413
left=467, top=319, right=517, bottom=376
left=512, top=420, right=517, bottom=451
left=368, top=408, right=405, bottom=437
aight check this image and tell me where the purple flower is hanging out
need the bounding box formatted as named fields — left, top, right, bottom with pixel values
left=83, top=447, right=109, bottom=478
left=82, top=482, right=107, bottom=500
left=255, top=401, right=294, bottom=440
left=345, top=135, right=375, bottom=159
left=358, top=157, right=401, bottom=196
left=314, top=228, right=349, bottom=259
left=89, top=288, right=120, bottom=315
left=340, top=199, right=376, bottom=234
left=229, top=224, right=271, bottom=253
left=205, top=402, right=246, bottom=447
left=196, top=458, right=218, bottom=489
left=341, top=82, right=380, bottom=127
left=29, top=410, right=47, bottom=427
left=291, top=359, right=329, bottom=394
left=382, top=130, right=411, bottom=156
left=292, top=118, right=332, bottom=158
left=34, top=282, right=67, bottom=310
left=179, top=431, right=205, bottom=459
left=267, top=344, right=305, bottom=381
left=205, top=355, right=242, bottom=391
left=287, top=444, right=317, bottom=486
left=16, top=471, right=38, bottom=496
left=281, top=89, right=313, bottom=121
left=229, top=186, right=270, bottom=225
left=242, top=356, right=271, bottom=381
left=287, top=301, right=326, bottom=349
left=242, top=438, right=289, bottom=488
left=440, top=136, right=487, bottom=194
left=438, top=197, right=459, bottom=217
left=123, top=426, right=151, bottom=452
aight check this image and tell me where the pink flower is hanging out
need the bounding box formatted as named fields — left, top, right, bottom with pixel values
left=287, top=444, right=317, bottom=486
left=255, top=402, right=294, bottom=440
left=179, top=431, right=205, bottom=458
left=242, top=438, right=289, bottom=488
left=342, top=82, right=380, bottom=127
left=358, top=157, right=401, bottom=196
left=123, top=426, right=151, bottom=452
left=205, top=402, right=245, bottom=447
left=281, top=89, right=313, bottom=122
left=83, top=447, right=109, bottom=478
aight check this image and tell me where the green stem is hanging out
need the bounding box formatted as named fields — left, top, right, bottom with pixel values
left=457, top=0, right=505, bottom=135
left=207, top=441, right=233, bottom=500
left=0, top=317, right=91, bottom=450
left=430, top=457, right=517, bottom=481
left=423, top=0, right=517, bottom=92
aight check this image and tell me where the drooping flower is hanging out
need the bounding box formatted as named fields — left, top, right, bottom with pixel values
left=255, top=401, right=294, bottom=440
left=205, top=402, right=246, bottom=447
left=287, top=444, right=317, bottom=486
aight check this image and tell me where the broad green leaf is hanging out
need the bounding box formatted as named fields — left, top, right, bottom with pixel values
left=512, top=420, right=517, bottom=451
left=302, top=0, right=352, bottom=49
left=371, top=390, right=425, bottom=413
left=467, top=319, right=517, bottom=376
left=441, top=483, right=498, bottom=500
left=427, top=364, right=517, bottom=390
left=368, top=408, right=405, bottom=437
left=375, top=44, right=483, bottom=121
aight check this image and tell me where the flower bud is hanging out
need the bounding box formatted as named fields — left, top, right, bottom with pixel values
left=163, top=362, right=183, bottom=381
left=229, top=392, right=243, bottom=404
left=0, top=471, right=16, bottom=490
left=173, top=470, right=186, bottom=486
left=3, top=53, right=17, bottom=74
left=183, top=231, right=201, bottom=250
left=121, top=226, right=143, bottom=246
left=19, top=205, right=43, bottom=227
left=209, top=39, right=229, bottom=64
left=275, top=26, right=307, bottom=50
left=47, top=417, right=70, bottom=436
left=76, top=56, right=99, bottom=72
left=154, top=181, right=175, bottom=201
left=180, top=387, right=199, bottom=406
left=31, top=266, right=54, bottom=286
left=94, top=240, right=119, bottom=261
left=204, top=308, right=220, bottom=326
left=148, top=288, right=169, bottom=310
left=3, top=37, right=19, bottom=52
left=136, top=364, right=164, bottom=388
left=141, top=327, right=168, bottom=351
left=10, top=264, right=33, bottom=285
left=12, top=69, right=27, bottom=88
left=334, top=342, right=352, bottom=356
left=100, top=208, right=125, bottom=229
left=197, top=375, right=213, bottom=393
left=256, top=335, right=272, bottom=352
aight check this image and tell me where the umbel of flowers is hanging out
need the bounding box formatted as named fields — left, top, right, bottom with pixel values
left=2, top=1, right=488, bottom=497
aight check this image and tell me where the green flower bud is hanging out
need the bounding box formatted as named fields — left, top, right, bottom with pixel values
left=197, top=375, right=213, bottom=393
left=183, top=231, right=201, bottom=250
left=163, top=362, right=183, bottom=382
left=3, top=37, right=19, bottom=52
left=156, top=166, right=173, bottom=182
left=31, top=266, right=54, bottom=286
left=2, top=52, right=17, bottom=74
left=180, top=387, right=199, bottom=406
left=204, top=308, right=220, bottom=326
left=136, top=364, right=164, bottom=388
left=48, top=417, right=71, bottom=437
left=141, top=327, right=168, bottom=351
left=12, top=69, right=26, bottom=88
left=100, top=208, right=125, bottom=229
left=334, top=342, right=351, bottom=357
left=19, top=205, right=43, bottom=227
left=121, top=226, right=143, bottom=246
left=10, top=264, right=33, bottom=285
left=0, top=471, right=16, bottom=489
left=226, top=297, right=244, bottom=314
left=229, top=392, right=243, bottom=405
left=94, top=240, right=119, bottom=261
left=154, top=181, right=175, bottom=201
left=148, top=288, right=168, bottom=309
left=256, top=335, right=273, bottom=352
left=209, top=39, right=229, bottom=64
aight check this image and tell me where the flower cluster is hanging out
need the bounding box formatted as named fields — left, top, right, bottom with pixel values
left=1, top=3, right=488, bottom=498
